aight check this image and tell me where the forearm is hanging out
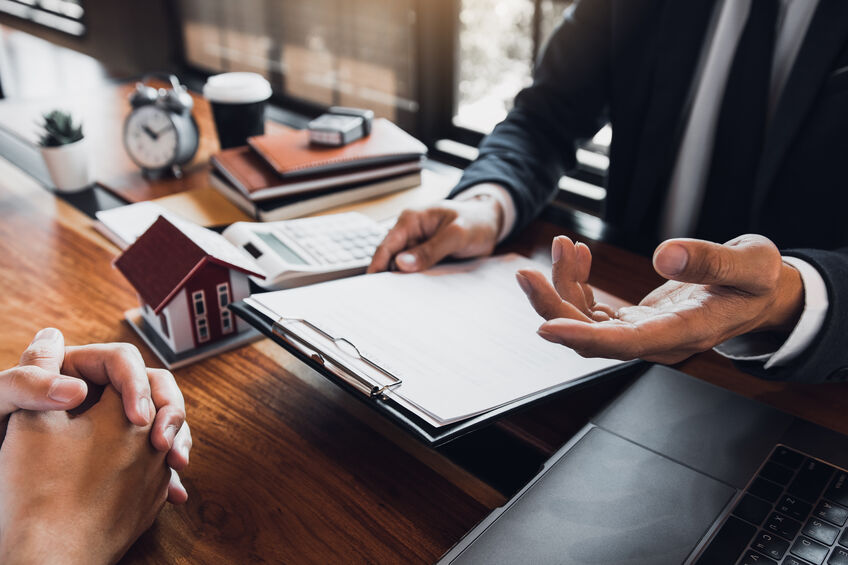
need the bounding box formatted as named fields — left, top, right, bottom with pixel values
left=451, top=0, right=612, bottom=237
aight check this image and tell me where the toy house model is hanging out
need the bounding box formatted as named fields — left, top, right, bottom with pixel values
left=115, top=215, right=264, bottom=354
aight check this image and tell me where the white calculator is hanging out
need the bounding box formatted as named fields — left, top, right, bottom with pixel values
left=222, top=212, right=389, bottom=289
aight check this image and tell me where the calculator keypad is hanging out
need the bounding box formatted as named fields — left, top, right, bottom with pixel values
left=273, top=215, right=387, bottom=266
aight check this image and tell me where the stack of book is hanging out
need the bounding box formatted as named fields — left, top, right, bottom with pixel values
left=209, top=118, right=427, bottom=221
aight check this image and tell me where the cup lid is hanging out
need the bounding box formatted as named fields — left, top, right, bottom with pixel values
left=203, top=72, right=272, bottom=104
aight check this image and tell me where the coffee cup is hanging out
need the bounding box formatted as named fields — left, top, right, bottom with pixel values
left=203, top=72, right=272, bottom=149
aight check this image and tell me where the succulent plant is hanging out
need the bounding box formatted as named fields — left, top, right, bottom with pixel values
left=37, top=110, right=84, bottom=147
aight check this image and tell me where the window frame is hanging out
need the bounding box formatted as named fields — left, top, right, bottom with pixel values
left=425, top=0, right=607, bottom=216
left=191, top=289, right=210, bottom=343
left=0, top=0, right=86, bottom=36
left=221, top=309, right=233, bottom=334
left=171, top=0, right=607, bottom=216
left=217, top=282, right=234, bottom=334
left=192, top=290, right=206, bottom=317
left=196, top=316, right=209, bottom=343
left=217, top=282, right=230, bottom=308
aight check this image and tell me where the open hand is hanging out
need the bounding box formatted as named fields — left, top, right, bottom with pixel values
left=367, top=193, right=503, bottom=273
left=516, top=234, right=804, bottom=364
left=0, top=386, right=171, bottom=565
left=0, top=328, right=191, bottom=502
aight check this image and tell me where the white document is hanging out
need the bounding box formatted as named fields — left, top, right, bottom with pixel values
left=95, top=202, right=178, bottom=249
left=246, top=254, right=622, bottom=426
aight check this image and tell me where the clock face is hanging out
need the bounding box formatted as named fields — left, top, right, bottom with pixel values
left=124, top=105, right=179, bottom=170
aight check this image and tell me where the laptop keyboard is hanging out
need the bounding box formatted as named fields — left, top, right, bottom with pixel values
left=696, top=445, right=848, bottom=565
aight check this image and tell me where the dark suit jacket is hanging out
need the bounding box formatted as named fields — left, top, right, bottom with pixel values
left=450, top=0, right=848, bottom=383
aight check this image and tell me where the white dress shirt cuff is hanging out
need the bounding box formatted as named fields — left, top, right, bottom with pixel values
left=453, top=183, right=518, bottom=243
left=714, top=256, right=829, bottom=369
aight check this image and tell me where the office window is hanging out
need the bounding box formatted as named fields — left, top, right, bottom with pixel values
left=192, top=290, right=206, bottom=316
left=455, top=0, right=569, bottom=134
left=452, top=0, right=608, bottom=213
left=0, top=0, right=85, bottom=36
left=177, top=0, right=418, bottom=130
left=176, top=1, right=608, bottom=214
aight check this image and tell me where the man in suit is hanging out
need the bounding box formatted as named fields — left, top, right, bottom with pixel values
left=369, top=0, right=848, bottom=383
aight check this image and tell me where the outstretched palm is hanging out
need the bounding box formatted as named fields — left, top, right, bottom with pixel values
left=516, top=235, right=803, bottom=364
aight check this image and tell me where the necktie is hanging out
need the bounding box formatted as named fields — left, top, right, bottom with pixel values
left=696, top=0, right=778, bottom=243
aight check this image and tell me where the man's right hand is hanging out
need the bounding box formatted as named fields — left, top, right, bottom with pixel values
left=367, top=194, right=504, bottom=273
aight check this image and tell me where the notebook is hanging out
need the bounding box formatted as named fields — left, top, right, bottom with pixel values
left=233, top=254, right=631, bottom=444
left=209, top=169, right=422, bottom=222
left=247, top=118, right=427, bottom=179
left=211, top=145, right=423, bottom=202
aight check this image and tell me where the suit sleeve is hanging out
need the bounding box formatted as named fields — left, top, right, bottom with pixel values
left=449, top=0, right=612, bottom=239
left=733, top=247, right=848, bottom=383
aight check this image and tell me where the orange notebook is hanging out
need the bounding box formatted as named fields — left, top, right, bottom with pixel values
left=247, top=118, right=427, bottom=179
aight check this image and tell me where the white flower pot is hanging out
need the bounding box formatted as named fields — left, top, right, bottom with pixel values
left=40, top=138, right=92, bottom=192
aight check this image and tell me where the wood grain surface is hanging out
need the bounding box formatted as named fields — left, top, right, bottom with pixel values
left=5, top=151, right=848, bottom=562
left=0, top=158, right=502, bottom=564
left=3, top=88, right=848, bottom=564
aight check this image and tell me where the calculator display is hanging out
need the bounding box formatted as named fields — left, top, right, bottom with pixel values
left=256, top=231, right=307, bottom=265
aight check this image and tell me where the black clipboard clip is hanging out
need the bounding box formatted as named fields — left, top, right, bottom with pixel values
left=272, top=317, right=403, bottom=398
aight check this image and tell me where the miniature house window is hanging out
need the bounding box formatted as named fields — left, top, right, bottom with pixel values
left=192, top=291, right=206, bottom=316
left=159, top=311, right=170, bottom=338
left=221, top=309, right=233, bottom=334
left=217, top=282, right=230, bottom=308
left=196, top=317, right=209, bottom=343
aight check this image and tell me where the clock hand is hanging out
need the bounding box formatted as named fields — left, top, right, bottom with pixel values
left=142, top=125, right=159, bottom=141
left=153, top=125, right=173, bottom=137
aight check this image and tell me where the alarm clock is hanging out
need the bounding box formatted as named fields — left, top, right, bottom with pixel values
left=123, top=75, right=199, bottom=178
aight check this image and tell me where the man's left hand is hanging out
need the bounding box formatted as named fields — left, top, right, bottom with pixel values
left=516, top=234, right=805, bottom=364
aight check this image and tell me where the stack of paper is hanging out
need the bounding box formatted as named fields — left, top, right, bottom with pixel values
left=246, top=254, right=623, bottom=427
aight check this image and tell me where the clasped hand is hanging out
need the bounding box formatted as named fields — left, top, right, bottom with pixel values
left=516, top=234, right=805, bottom=364
left=0, top=329, right=192, bottom=563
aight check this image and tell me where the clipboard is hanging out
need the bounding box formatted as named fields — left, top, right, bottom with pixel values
left=231, top=300, right=643, bottom=446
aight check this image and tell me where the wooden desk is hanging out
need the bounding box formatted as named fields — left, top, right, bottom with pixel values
left=3, top=78, right=848, bottom=563
left=0, top=156, right=502, bottom=563
left=4, top=156, right=848, bottom=563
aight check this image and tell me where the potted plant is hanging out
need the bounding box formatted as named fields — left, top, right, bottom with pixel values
left=38, top=110, right=92, bottom=192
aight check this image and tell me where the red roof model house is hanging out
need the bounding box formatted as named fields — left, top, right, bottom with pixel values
left=115, top=215, right=263, bottom=356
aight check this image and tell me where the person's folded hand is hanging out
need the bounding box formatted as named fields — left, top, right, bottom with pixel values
left=0, top=385, right=171, bottom=565
left=516, top=234, right=804, bottom=364
left=367, top=196, right=503, bottom=273
left=0, top=328, right=191, bottom=503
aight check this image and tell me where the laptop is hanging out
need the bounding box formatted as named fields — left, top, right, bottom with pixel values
left=439, top=365, right=848, bottom=565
